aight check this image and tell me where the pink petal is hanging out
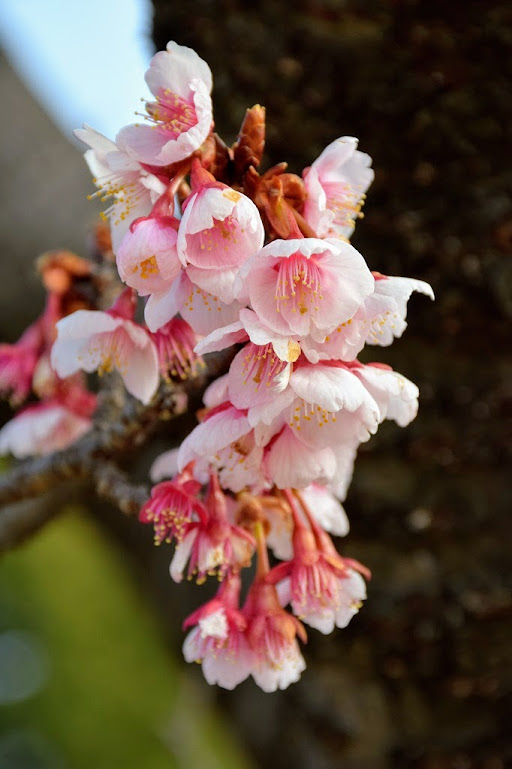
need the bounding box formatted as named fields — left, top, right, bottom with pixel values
left=290, top=363, right=377, bottom=414
left=228, top=345, right=290, bottom=412
left=265, top=427, right=337, bottom=489
left=301, top=484, right=350, bottom=536
left=194, top=321, right=246, bottom=356
left=203, top=375, right=229, bottom=408
left=146, top=42, right=212, bottom=100
left=116, top=219, right=181, bottom=295
left=178, top=407, right=252, bottom=470
left=150, top=448, right=180, bottom=481
left=170, top=529, right=197, bottom=583
left=122, top=332, right=160, bottom=404
left=0, top=403, right=91, bottom=458
left=144, top=272, right=189, bottom=332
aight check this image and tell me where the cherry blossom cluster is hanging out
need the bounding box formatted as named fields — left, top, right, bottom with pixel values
left=0, top=42, right=433, bottom=692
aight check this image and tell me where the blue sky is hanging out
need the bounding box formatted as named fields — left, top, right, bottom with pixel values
left=0, top=0, right=154, bottom=142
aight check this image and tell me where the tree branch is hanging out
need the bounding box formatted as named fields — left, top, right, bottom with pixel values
left=0, top=348, right=235, bottom=552
left=91, top=461, right=149, bottom=516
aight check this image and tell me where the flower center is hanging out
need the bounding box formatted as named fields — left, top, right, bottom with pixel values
left=89, top=173, right=144, bottom=227
left=145, top=90, right=198, bottom=138
left=275, top=255, right=323, bottom=316
left=242, top=344, right=287, bottom=390
left=289, top=400, right=337, bottom=432
left=135, top=255, right=159, bottom=279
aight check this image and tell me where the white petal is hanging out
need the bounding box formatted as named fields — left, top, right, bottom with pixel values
left=291, top=364, right=377, bottom=414
left=301, top=485, right=350, bottom=536
left=170, top=529, right=197, bottom=583
left=265, top=427, right=337, bottom=489
left=150, top=448, right=179, bottom=481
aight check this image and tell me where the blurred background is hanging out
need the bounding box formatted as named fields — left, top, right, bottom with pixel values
left=0, top=1, right=510, bottom=767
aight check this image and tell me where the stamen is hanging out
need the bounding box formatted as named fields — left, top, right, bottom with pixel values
left=241, top=344, right=287, bottom=391
left=275, top=255, right=323, bottom=316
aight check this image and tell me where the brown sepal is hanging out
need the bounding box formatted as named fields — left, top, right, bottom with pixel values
left=280, top=173, right=307, bottom=210
left=37, top=250, right=92, bottom=295
left=203, top=133, right=232, bottom=183
left=233, top=105, right=266, bottom=181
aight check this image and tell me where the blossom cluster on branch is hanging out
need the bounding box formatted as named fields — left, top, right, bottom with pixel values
left=0, top=42, right=433, bottom=692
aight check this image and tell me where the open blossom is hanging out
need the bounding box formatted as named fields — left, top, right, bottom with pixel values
left=75, top=124, right=166, bottom=252
left=302, top=136, right=374, bottom=239
left=51, top=290, right=159, bottom=404
left=139, top=469, right=203, bottom=545
left=0, top=383, right=96, bottom=458
left=178, top=383, right=370, bottom=493
left=176, top=163, right=265, bottom=303
left=268, top=519, right=368, bottom=635
left=182, top=575, right=254, bottom=689
left=198, top=270, right=434, bottom=367
left=230, top=356, right=380, bottom=435
left=169, top=474, right=255, bottom=583
left=117, top=42, right=213, bottom=166
left=244, top=580, right=307, bottom=692
left=0, top=402, right=91, bottom=458
left=150, top=317, right=202, bottom=380
left=178, top=403, right=268, bottom=492
left=239, top=237, right=374, bottom=341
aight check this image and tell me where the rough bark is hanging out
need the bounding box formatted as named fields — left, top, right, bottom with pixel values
left=146, top=2, right=511, bottom=768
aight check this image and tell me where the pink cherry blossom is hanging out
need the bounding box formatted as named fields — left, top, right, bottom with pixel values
left=178, top=403, right=268, bottom=492
left=116, top=216, right=181, bottom=296
left=241, top=237, right=374, bottom=339
left=150, top=317, right=203, bottom=380
left=281, top=361, right=381, bottom=446
left=302, top=136, right=374, bottom=239
left=268, top=508, right=367, bottom=635
left=0, top=401, right=91, bottom=458
left=244, top=580, right=307, bottom=692
left=227, top=342, right=292, bottom=412
left=182, top=574, right=254, bottom=689
left=176, top=164, right=265, bottom=303
left=263, top=426, right=338, bottom=489
left=351, top=362, right=419, bottom=427
left=139, top=471, right=203, bottom=545
left=51, top=290, right=159, bottom=405
left=0, top=383, right=96, bottom=459
left=299, top=273, right=433, bottom=363
left=116, top=42, right=213, bottom=166
left=231, top=356, right=380, bottom=438
left=75, top=124, right=166, bottom=252
left=0, top=320, right=43, bottom=405
left=169, top=474, right=255, bottom=583
left=179, top=361, right=379, bottom=492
